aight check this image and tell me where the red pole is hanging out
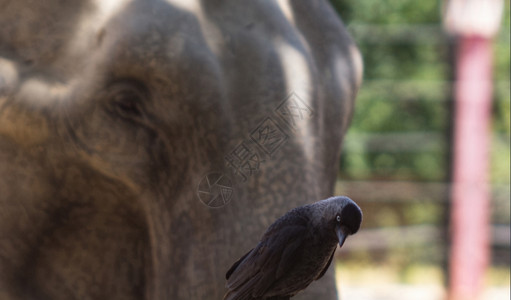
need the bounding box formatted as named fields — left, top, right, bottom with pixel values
left=442, top=1, right=503, bottom=299
left=449, top=35, right=493, bottom=300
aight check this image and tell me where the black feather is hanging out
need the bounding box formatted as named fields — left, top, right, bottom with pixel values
left=223, top=196, right=362, bottom=300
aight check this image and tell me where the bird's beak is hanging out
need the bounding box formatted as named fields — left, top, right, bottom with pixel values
left=336, top=225, right=351, bottom=248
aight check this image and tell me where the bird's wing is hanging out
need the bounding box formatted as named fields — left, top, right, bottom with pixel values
left=225, top=248, right=254, bottom=280
left=274, top=232, right=305, bottom=279
left=225, top=221, right=308, bottom=299
left=315, top=248, right=335, bottom=280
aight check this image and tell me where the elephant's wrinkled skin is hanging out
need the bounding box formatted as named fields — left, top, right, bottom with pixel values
left=0, top=0, right=362, bottom=299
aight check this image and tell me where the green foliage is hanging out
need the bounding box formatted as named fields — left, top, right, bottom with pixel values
left=490, top=1, right=510, bottom=184
left=342, top=151, right=446, bottom=181
left=333, top=0, right=452, bottom=182
left=331, top=0, right=510, bottom=269
left=353, top=84, right=450, bottom=132
left=331, top=0, right=441, bottom=24
left=358, top=43, right=449, bottom=80
left=332, top=0, right=510, bottom=184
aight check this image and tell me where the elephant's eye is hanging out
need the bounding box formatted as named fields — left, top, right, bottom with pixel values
left=105, top=80, right=148, bottom=120
left=112, top=91, right=143, bottom=117
left=336, top=215, right=341, bottom=223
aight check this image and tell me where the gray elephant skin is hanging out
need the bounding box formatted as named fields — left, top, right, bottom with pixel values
left=0, top=0, right=362, bottom=299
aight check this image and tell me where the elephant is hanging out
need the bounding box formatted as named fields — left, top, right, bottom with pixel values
left=0, top=0, right=362, bottom=299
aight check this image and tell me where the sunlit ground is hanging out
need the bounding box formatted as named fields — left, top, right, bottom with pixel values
left=335, top=262, right=510, bottom=300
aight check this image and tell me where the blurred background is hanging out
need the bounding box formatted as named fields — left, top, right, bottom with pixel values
left=328, top=1, right=510, bottom=299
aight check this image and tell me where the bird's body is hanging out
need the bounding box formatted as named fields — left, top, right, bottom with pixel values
left=224, top=196, right=362, bottom=300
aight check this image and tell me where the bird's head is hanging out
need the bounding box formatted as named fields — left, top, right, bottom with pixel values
left=314, top=196, right=362, bottom=248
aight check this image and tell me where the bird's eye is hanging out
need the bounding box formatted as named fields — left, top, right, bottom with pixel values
left=336, top=215, right=341, bottom=222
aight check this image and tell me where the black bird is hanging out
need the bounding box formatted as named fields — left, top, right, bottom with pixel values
left=224, top=196, right=362, bottom=300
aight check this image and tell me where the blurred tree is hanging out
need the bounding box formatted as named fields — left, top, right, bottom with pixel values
left=330, top=0, right=510, bottom=271
left=332, top=0, right=509, bottom=185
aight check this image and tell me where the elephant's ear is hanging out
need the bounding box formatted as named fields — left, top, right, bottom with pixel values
left=226, top=248, right=254, bottom=280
